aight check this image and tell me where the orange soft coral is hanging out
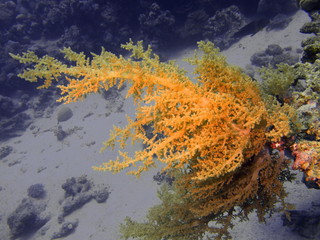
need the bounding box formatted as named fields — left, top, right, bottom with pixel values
left=11, top=40, right=293, bottom=181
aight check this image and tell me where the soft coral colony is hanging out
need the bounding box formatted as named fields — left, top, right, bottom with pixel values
left=10, top=40, right=306, bottom=239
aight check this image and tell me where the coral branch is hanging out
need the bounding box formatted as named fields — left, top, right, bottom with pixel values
left=11, top=40, right=294, bottom=181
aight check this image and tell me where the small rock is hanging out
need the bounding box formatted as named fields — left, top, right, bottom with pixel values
left=62, top=175, right=92, bottom=197
left=59, top=176, right=110, bottom=218
left=153, top=171, right=175, bottom=185
left=7, top=198, right=49, bottom=238
left=62, top=193, right=93, bottom=217
left=51, top=220, right=79, bottom=239
left=94, top=187, right=110, bottom=203
left=57, top=106, right=73, bottom=123
left=250, top=51, right=271, bottom=67
left=265, top=44, right=283, bottom=56
left=28, top=184, right=46, bottom=199
left=53, top=125, right=67, bottom=141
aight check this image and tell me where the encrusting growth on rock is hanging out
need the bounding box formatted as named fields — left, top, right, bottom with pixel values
left=292, top=140, right=320, bottom=185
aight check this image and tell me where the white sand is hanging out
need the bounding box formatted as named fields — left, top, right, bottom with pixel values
left=0, top=91, right=161, bottom=240
left=0, top=10, right=319, bottom=240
